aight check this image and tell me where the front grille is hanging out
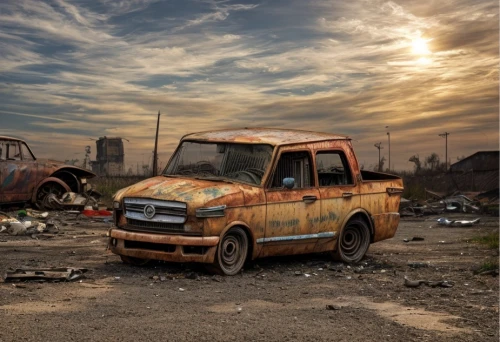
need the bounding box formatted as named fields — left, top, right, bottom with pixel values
left=124, top=198, right=187, bottom=224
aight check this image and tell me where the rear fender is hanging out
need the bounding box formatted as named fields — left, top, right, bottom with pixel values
left=338, top=208, right=374, bottom=241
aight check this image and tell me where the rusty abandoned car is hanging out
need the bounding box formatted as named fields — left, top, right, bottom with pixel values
left=109, top=128, right=404, bottom=275
left=0, top=136, right=96, bottom=209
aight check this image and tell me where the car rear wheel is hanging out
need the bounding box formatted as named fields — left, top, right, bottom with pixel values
left=120, top=255, right=151, bottom=266
left=213, top=227, right=248, bottom=276
left=333, top=218, right=370, bottom=263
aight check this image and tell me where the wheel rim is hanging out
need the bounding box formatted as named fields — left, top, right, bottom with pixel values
left=339, top=221, right=369, bottom=263
left=218, top=228, right=248, bottom=275
left=36, top=182, right=67, bottom=209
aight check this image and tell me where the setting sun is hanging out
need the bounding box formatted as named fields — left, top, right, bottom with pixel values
left=412, top=37, right=431, bottom=55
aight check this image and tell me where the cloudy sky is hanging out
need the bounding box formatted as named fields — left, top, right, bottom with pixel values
left=0, top=0, right=498, bottom=172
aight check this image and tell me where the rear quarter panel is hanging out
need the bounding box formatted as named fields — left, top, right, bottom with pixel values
left=359, top=178, right=403, bottom=242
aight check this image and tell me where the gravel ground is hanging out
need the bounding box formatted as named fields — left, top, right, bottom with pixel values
left=0, top=213, right=498, bottom=341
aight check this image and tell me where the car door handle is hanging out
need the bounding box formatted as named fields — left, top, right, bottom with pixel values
left=342, top=192, right=353, bottom=198
left=302, top=195, right=317, bottom=203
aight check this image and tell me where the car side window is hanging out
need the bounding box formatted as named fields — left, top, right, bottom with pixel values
left=0, top=141, right=6, bottom=160
left=6, top=142, right=21, bottom=161
left=21, top=143, right=34, bottom=161
left=316, top=151, right=353, bottom=186
left=271, top=151, right=314, bottom=188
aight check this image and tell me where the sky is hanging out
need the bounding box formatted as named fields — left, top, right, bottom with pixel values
left=0, top=0, right=498, bottom=172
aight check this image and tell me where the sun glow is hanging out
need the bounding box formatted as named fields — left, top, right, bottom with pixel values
left=412, top=37, right=431, bottom=55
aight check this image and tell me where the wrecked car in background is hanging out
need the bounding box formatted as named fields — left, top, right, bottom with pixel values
left=109, top=128, right=404, bottom=275
left=0, top=136, right=96, bottom=209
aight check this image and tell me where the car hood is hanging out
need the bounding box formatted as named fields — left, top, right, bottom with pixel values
left=114, top=176, right=245, bottom=210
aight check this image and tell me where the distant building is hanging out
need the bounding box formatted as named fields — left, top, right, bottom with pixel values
left=449, top=151, right=499, bottom=192
left=90, top=137, right=125, bottom=176
left=450, top=151, right=499, bottom=172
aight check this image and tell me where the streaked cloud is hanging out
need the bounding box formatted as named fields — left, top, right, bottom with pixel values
left=0, top=0, right=497, bottom=171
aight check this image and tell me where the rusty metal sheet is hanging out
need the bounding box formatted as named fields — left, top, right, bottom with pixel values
left=3, top=267, right=88, bottom=282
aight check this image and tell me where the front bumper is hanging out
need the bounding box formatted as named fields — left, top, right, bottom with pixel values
left=108, top=229, right=219, bottom=263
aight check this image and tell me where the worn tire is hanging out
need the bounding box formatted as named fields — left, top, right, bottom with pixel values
left=120, top=255, right=150, bottom=266
left=333, top=218, right=370, bottom=263
left=34, top=181, right=68, bottom=210
left=213, top=227, right=249, bottom=276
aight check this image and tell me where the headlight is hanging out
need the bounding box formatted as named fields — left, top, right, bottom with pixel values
left=113, top=201, right=121, bottom=209
left=196, top=205, right=226, bottom=218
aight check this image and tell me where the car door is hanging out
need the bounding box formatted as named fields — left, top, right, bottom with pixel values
left=0, top=140, right=37, bottom=203
left=260, top=149, right=321, bottom=257
left=314, top=149, right=360, bottom=252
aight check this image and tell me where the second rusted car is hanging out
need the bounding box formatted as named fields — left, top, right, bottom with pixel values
left=0, top=136, right=95, bottom=209
left=109, top=128, right=403, bottom=275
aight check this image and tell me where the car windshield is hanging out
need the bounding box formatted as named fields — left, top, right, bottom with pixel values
left=164, top=141, right=274, bottom=185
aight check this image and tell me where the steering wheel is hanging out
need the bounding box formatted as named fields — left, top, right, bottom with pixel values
left=233, top=170, right=261, bottom=184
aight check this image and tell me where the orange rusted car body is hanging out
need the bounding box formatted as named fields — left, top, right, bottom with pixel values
left=0, top=136, right=95, bottom=208
left=109, top=128, right=403, bottom=268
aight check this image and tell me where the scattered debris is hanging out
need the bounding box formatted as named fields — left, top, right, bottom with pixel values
left=404, top=276, right=453, bottom=288
left=185, top=272, right=200, bottom=280
left=407, top=262, right=429, bottom=269
left=3, top=267, right=88, bottom=282
left=403, top=236, right=425, bottom=243
left=399, top=189, right=494, bottom=216
left=436, top=217, right=481, bottom=227
left=43, top=190, right=101, bottom=211
left=326, top=304, right=342, bottom=311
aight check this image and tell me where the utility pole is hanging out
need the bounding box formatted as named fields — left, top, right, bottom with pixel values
left=386, top=126, right=391, bottom=172
left=439, top=132, right=450, bottom=170
left=152, top=111, right=161, bottom=176
left=374, top=142, right=383, bottom=171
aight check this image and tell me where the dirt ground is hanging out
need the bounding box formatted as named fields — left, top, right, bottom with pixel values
left=0, top=213, right=498, bottom=342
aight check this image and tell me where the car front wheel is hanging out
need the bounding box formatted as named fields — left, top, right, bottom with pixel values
left=213, top=227, right=249, bottom=276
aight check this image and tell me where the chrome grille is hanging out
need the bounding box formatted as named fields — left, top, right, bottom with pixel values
left=124, top=198, right=187, bottom=224
left=123, top=198, right=189, bottom=234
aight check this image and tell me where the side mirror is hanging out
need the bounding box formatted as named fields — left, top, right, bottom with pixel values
left=283, top=177, right=295, bottom=189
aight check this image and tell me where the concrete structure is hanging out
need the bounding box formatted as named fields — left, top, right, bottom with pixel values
left=91, top=137, right=125, bottom=176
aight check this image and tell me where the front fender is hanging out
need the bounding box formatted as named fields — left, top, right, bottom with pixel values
left=219, top=220, right=261, bottom=260
left=51, top=166, right=96, bottom=179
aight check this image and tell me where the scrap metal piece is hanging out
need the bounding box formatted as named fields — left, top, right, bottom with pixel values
left=437, top=217, right=481, bottom=227
left=3, top=267, right=88, bottom=282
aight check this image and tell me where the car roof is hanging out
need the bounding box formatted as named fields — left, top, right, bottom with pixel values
left=182, top=128, right=350, bottom=146
left=0, top=136, right=24, bottom=142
